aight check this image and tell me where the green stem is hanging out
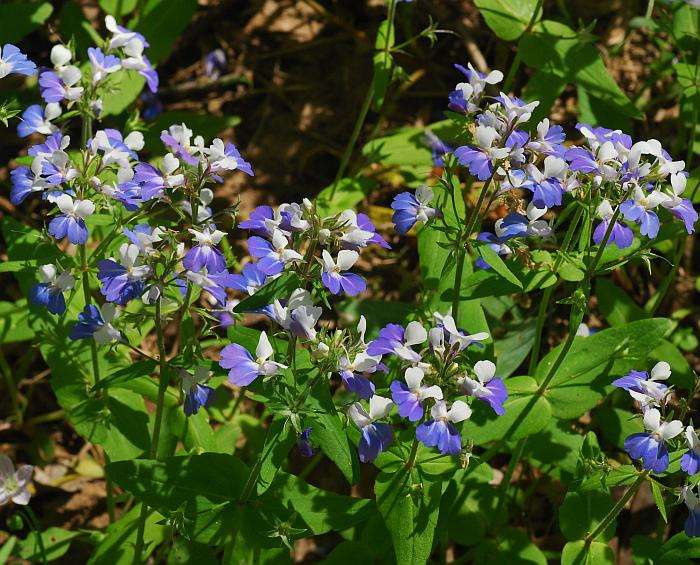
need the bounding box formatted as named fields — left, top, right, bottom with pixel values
left=328, top=0, right=396, bottom=199
left=405, top=437, right=420, bottom=469
left=21, top=507, right=47, bottom=565
left=299, top=451, right=324, bottom=479
left=645, top=0, right=656, bottom=19
left=585, top=472, right=648, bottom=544
left=494, top=436, right=527, bottom=523
left=501, top=0, right=542, bottom=92
left=528, top=205, right=584, bottom=375
left=452, top=166, right=499, bottom=320
left=79, top=245, right=102, bottom=387
left=133, top=297, right=170, bottom=563
left=0, top=349, right=22, bottom=425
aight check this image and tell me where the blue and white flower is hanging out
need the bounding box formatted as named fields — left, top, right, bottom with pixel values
left=28, top=264, right=75, bottom=315
left=321, top=250, right=365, bottom=296
left=219, top=331, right=286, bottom=386
left=458, top=360, right=507, bottom=415
left=17, top=103, right=61, bottom=137
left=180, top=366, right=216, bottom=417
left=348, top=395, right=395, bottom=463
left=0, top=455, right=33, bottom=506
left=390, top=366, right=443, bottom=422
left=681, top=427, right=700, bottom=476
left=624, top=408, right=682, bottom=473
left=416, top=400, right=471, bottom=455
left=0, top=44, right=37, bottom=79
left=70, top=303, right=121, bottom=343
left=48, top=194, right=95, bottom=244
left=391, top=186, right=438, bottom=235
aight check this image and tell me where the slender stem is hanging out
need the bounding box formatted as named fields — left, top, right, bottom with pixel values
left=21, top=507, right=47, bottom=565
left=226, top=389, right=245, bottom=421
left=0, top=349, right=23, bottom=425
left=405, top=437, right=420, bottom=469
left=528, top=205, right=584, bottom=375
left=645, top=0, right=656, bottom=19
left=502, top=0, right=542, bottom=92
left=451, top=167, right=499, bottom=320
left=133, top=297, right=170, bottom=563
left=299, top=451, right=324, bottom=479
left=494, top=436, right=527, bottom=523
left=79, top=245, right=102, bottom=387
left=585, top=472, right=648, bottom=544
left=328, top=0, right=396, bottom=199
left=451, top=249, right=466, bottom=320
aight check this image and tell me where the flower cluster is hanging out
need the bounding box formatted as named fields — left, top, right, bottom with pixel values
left=613, top=362, right=700, bottom=536
left=389, top=63, right=697, bottom=270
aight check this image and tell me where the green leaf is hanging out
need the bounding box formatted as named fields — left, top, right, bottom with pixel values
left=17, top=528, right=80, bottom=563
left=87, top=504, right=167, bottom=565
left=102, top=70, right=146, bottom=116
left=596, top=278, right=646, bottom=327
left=0, top=300, right=35, bottom=344
left=257, top=418, right=296, bottom=496
left=372, top=19, right=395, bottom=110
left=650, top=480, right=667, bottom=523
left=522, top=70, right=568, bottom=124
left=559, top=488, right=615, bottom=541
left=447, top=466, right=498, bottom=547
left=232, top=272, right=300, bottom=313
left=99, top=0, right=138, bottom=15
left=519, top=20, right=642, bottom=122
left=520, top=419, right=584, bottom=481
left=132, top=0, right=198, bottom=63
left=167, top=539, right=218, bottom=565
left=270, top=473, right=375, bottom=535
left=461, top=376, right=551, bottom=445
left=316, top=177, right=377, bottom=216
left=592, top=406, right=643, bottom=450
left=0, top=2, right=53, bottom=44
left=375, top=467, right=442, bottom=565
left=561, top=540, right=615, bottom=565
left=536, top=318, right=671, bottom=419
left=307, top=381, right=359, bottom=485
left=656, top=533, right=700, bottom=564
left=473, top=527, right=547, bottom=564
left=476, top=244, right=522, bottom=288
left=473, top=0, right=542, bottom=41
left=452, top=265, right=557, bottom=300
left=675, top=63, right=700, bottom=98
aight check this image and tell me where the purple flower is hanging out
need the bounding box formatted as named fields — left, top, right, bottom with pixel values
left=437, top=314, right=489, bottom=352
left=683, top=485, right=700, bottom=538
left=391, top=186, right=438, bottom=235
left=10, top=161, right=48, bottom=205
left=624, top=408, right=683, bottom=473
left=592, top=200, right=634, bottom=249
left=0, top=44, right=37, bottom=78
left=88, top=47, right=120, bottom=84
left=140, top=91, right=163, bottom=121
left=229, top=262, right=268, bottom=296
left=17, top=103, right=60, bottom=137
left=348, top=396, right=395, bottom=463
left=454, top=125, right=510, bottom=180
left=48, top=194, right=95, bottom=244
left=527, top=118, right=566, bottom=157
left=160, top=124, right=203, bottom=166
left=338, top=351, right=382, bottom=400
left=458, top=360, right=507, bottom=415
left=207, top=139, right=254, bottom=176
left=238, top=206, right=275, bottom=236
left=205, top=49, right=227, bottom=79
left=97, top=243, right=151, bottom=304
left=495, top=203, right=553, bottom=240
left=271, top=289, right=322, bottom=341
left=612, top=362, right=671, bottom=410
left=134, top=154, right=185, bottom=201
left=367, top=321, right=427, bottom=363
left=183, top=270, right=239, bottom=306
left=321, top=250, right=365, bottom=296
left=423, top=130, right=453, bottom=167
left=619, top=187, right=670, bottom=239
left=181, top=366, right=215, bottom=417
left=681, top=427, right=700, bottom=476
left=390, top=367, right=443, bottom=421
left=357, top=213, right=391, bottom=249
left=39, top=68, right=83, bottom=103
left=297, top=427, right=315, bottom=458
left=70, top=304, right=121, bottom=343
left=28, top=265, right=75, bottom=315
left=121, top=41, right=158, bottom=93
left=219, top=331, right=286, bottom=386
left=416, top=400, right=472, bottom=455
left=183, top=228, right=227, bottom=273
left=247, top=230, right=302, bottom=276
left=565, top=142, right=619, bottom=182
